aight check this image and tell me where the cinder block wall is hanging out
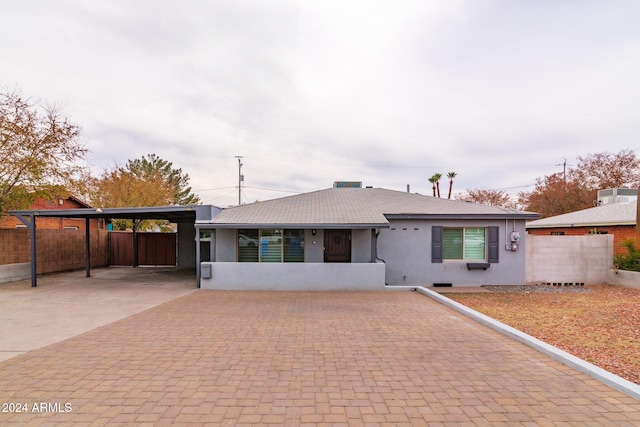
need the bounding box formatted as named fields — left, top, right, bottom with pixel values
left=0, top=229, right=109, bottom=274
left=528, top=225, right=639, bottom=256
left=526, top=234, right=614, bottom=284
left=0, top=229, right=30, bottom=264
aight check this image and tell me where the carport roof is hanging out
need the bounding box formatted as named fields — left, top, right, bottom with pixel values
left=9, top=204, right=221, bottom=223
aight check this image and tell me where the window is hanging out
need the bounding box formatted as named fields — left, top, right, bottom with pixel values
left=238, top=229, right=304, bottom=262
left=443, top=228, right=486, bottom=260
left=432, top=226, right=499, bottom=263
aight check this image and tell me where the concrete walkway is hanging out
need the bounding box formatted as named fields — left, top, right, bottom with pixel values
left=1, top=272, right=639, bottom=425
left=0, top=267, right=195, bottom=362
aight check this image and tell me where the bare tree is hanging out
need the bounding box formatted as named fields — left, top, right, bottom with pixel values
left=517, top=149, right=640, bottom=217
left=457, top=188, right=518, bottom=209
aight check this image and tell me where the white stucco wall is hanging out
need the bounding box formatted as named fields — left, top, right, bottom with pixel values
left=608, top=269, right=640, bottom=289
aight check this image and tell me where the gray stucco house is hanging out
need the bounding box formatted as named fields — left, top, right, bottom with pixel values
left=195, top=187, right=539, bottom=290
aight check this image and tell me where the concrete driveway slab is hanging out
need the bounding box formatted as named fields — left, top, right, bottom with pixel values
left=1, top=289, right=640, bottom=425
left=0, top=267, right=194, bottom=362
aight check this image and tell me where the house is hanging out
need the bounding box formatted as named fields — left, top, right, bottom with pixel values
left=526, top=195, right=639, bottom=256
left=0, top=195, right=106, bottom=230
left=196, top=186, right=539, bottom=290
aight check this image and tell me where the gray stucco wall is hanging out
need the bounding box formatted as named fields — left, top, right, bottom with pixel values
left=351, top=229, right=372, bottom=263
left=212, top=228, right=372, bottom=263
left=200, top=261, right=385, bottom=290
left=378, top=219, right=529, bottom=286
left=305, top=229, right=324, bottom=262
left=177, top=223, right=196, bottom=268
left=215, top=228, right=237, bottom=262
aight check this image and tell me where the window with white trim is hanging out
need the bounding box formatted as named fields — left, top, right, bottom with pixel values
left=442, top=227, right=486, bottom=260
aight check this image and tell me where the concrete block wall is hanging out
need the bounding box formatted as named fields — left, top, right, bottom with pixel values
left=0, top=229, right=30, bottom=264
left=528, top=225, right=639, bottom=256
left=0, top=229, right=109, bottom=275
left=526, top=234, right=614, bottom=285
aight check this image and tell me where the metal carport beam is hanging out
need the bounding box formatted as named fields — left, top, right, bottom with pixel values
left=14, top=213, right=37, bottom=287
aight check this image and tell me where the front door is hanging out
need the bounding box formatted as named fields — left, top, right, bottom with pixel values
left=324, top=230, right=351, bottom=262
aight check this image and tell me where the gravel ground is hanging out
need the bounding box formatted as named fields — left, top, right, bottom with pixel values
left=482, top=283, right=592, bottom=293
left=446, top=284, right=640, bottom=385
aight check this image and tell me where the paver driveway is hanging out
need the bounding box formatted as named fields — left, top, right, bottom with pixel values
left=1, top=290, right=640, bottom=426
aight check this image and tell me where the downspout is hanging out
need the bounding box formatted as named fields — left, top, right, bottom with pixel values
left=373, top=229, right=385, bottom=263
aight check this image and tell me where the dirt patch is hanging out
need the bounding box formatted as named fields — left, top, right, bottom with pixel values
left=446, top=284, right=640, bottom=385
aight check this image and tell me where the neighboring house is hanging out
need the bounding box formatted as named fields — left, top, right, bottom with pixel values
left=0, top=195, right=106, bottom=230
left=527, top=199, right=639, bottom=256
left=196, top=186, right=539, bottom=290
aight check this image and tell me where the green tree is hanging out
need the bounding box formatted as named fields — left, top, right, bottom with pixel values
left=0, top=89, right=86, bottom=216
left=446, top=172, right=457, bottom=199
left=90, top=154, right=200, bottom=230
left=433, top=173, right=442, bottom=197
left=428, top=175, right=438, bottom=197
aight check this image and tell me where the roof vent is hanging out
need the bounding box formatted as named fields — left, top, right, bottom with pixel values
left=333, top=181, right=362, bottom=188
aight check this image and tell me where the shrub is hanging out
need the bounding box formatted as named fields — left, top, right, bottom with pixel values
left=614, top=238, right=640, bottom=272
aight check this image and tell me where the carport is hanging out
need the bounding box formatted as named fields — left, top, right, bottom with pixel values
left=9, top=205, right=221, bottom=288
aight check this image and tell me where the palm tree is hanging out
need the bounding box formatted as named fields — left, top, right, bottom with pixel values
left=447, top=172, right=457, bottom=199
left=434, top=173, right=443, bottom=197
left=428, top=175, right=438, bottom=197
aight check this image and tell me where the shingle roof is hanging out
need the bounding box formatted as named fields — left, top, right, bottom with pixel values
left=526, top=201, right=637, bottom=228
left=202, top=187, right=539, bottom=228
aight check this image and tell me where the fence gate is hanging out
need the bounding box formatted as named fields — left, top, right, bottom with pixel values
left=109, top=232, right=177, bottom=266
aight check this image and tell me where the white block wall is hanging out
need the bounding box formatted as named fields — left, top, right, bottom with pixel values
left=526, top=234, right=614, bottom=284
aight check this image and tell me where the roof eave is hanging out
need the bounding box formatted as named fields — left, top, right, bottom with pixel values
left=385, top=213, right=541, bottom=220
left=527, top=221, right=636, bottom=229
left=196, top=222, right=390, bottom=229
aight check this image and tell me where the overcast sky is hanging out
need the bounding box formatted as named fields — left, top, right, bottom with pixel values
left=2, top=0, right=640, bottom=206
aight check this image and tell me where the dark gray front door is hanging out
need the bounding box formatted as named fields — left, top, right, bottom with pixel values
left=324, top=230, right=351, bottom=262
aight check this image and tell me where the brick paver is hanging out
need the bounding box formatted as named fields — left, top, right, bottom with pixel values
left=1, top=290, right=640, bottom=425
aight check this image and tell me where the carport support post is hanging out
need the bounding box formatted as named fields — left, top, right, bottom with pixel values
left=133, top=220, right=140, bottom=267
left=14, top=213, right=37, bottom=287
left=85, top=218, right=91, bottom=277
left=29, top=214, right=37, bottom=287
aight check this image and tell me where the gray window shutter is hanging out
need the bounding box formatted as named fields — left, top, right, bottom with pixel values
left=488, top=226, right=499, bottom=263
left=432, top=226, right=443, bottom=263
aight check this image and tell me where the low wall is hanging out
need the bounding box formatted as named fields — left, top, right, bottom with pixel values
left=0, top=262, right=30, bottom=284
left=526, top=234, right=614, bottom=284
left=608, top=269, right=640, bottom=290
left=200, top=262, right=386, bottom=291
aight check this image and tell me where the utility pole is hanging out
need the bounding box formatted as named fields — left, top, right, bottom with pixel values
left=556, top=158, right=567, bottom=183
left=235, top=156, right=244, bottom=205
